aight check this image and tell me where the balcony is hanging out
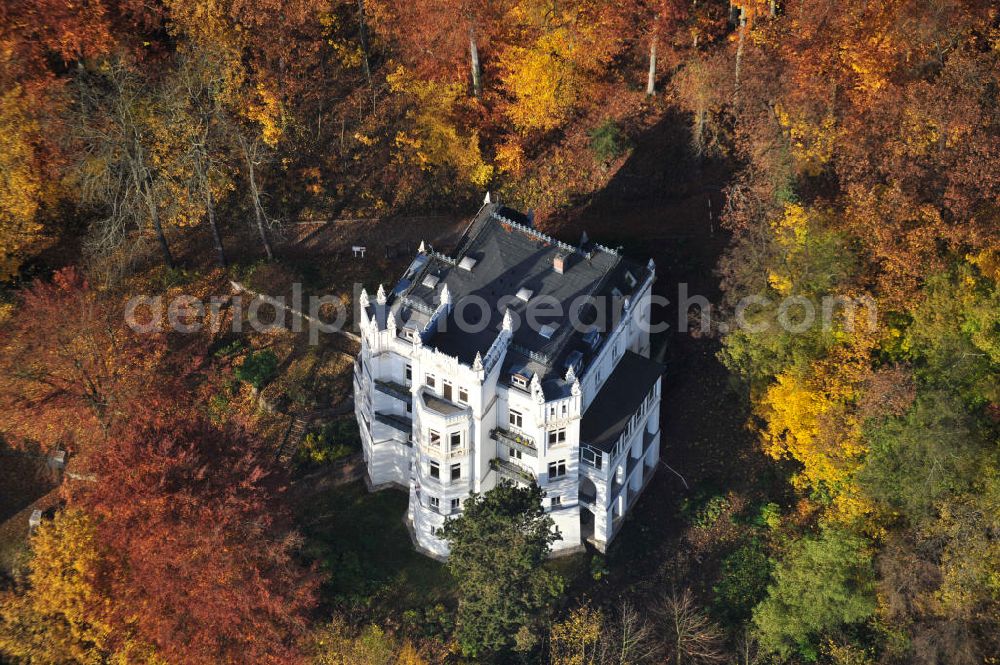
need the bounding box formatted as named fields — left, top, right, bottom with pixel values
left=373, top=412, right=413, bottom=447
left=491, top=427, right=537, bottom=457
left=490, top=458, right=535, bottom=485
left=375, top=379, right=412, bottom=404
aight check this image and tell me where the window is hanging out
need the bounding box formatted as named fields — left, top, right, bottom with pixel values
left=509, top=446, right=522, bottom=460
left=548, top=428, right=566, bottom=446
left=548, top=459, right=567, bottom=478
left=459, top=388, right=469, bottom=404
left=442, top=380, right=453, bottom=401
left=548, top=405, right=556, bottom=417
left=511, top=373, right=529, bottom=390
left=405, top=363, right=412, bottom=384
left=451, top=498, right=461, bottom=512
left=561, top=403, right=567, bottom=416
left=581, top=447, right=603, bottom=470
left=406, top=400, right=412, bottom=414
left=509, top=409, right=523, bottom=429
left=450, top=432, right=462, bottom=450
left=429, top=460, right=440, bottom=479
left=428, top=429, right=441, bottom=448
left=426, top=373, right=436, bottom=389
left=550, top=496, right=562, bottom=507
left=450, top=463, right=461, bottom=481
left=429, top=496, right=439, bottom=509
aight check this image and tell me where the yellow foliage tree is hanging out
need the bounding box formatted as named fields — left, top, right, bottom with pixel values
left=499, top=0, right=619, bottom=133
left=0, top=85, right=44, bottom=280
left=757, top=341, right=876, bottom=522
left=388, top=67, right=493, bottom=187
left=549, top=604, right=603, bottom=665
left=0, top=509, right=110, bottom=664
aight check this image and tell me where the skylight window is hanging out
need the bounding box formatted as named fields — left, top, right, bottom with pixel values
left=516, top=287, right=533, bottom=302
left=539, top=323, right=556, bottom=339
left=459, top=256, right=477, bottom=271
left=422, top=274, right=440, bottom=288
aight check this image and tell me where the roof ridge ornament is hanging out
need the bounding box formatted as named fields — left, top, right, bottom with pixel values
left=502, top=308, right=514, bottom=332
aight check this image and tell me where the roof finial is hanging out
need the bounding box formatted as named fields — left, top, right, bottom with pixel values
left=387, top=310, right=398, bottom=333
left=473, top=351, right=483, bottom=371
left=565, top=364, right=576, bottom=383
left=418, top=240, right=427, bottom=253
left=376, top=283, right=387, bottom=305
left=571, top=377, right=582, bottom=396
left=440, top=283, right=451, bottom=305
left=484, top=191, right=492, bottom=205
left=502, top=309, right=514, bottom=332
left=359, top=287, right=370, bottom=309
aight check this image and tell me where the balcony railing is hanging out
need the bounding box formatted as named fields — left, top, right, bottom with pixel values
left=374, top=379, right=412, bottom=403
left=490, top=458, right=536, bottom=484
left=490, top=428, right=537, bottom=457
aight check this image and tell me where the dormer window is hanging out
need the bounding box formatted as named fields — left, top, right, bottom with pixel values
left=625, top=271, right=638, bottom=288
left=564, top=350, right=583, bottom=375
left=511, top=373, right=529, bottom=390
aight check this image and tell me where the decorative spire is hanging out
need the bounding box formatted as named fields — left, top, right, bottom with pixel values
left=473, top=351, right=483, bottom=371
left=483, top=191, right=492, bottom=205
left=359, top=287, right=370, bottom=309
left=647, top=257, right=656, bottom=271
left=565, top=364, right=576, bottom=383
left=502, top=309, right=514, bottom=332
left=376, top=283, right=387, bottom=305
left=418, top=240, right=427, bottom=253
left=531, top=372, right=544, bottom=403
left=440, top=283, right=451, bottom=306
left=387, top=310, right=397, bottom=334
left=571, top=377, right=582, bottom=396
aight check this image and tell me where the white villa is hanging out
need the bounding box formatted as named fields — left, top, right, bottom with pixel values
left=353, top=200, right=664, bottom=558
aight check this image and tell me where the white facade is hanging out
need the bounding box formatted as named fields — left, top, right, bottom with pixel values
left=354, top=203, right=663, bottom=558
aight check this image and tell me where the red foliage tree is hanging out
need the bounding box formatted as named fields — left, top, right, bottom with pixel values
left=81, top=399, right=318, bottom=665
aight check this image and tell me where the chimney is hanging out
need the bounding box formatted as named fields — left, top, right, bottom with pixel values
left=553, top=252, right=568, bottom=274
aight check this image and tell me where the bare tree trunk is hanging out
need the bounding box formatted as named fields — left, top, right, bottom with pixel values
left=647, top=33, right=658, bottom=96
left=204, top=188, right=227, bottom=267
left=146, top=186, right=174, bottom=267
left=236, top=134, right=274, bottom=261
left=734, top=6, right=747, bottom=96
left=356, top=0, right=376, bottom=114
left=469, top=27, right=482, bottom=98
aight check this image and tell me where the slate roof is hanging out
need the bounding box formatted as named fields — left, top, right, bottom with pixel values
left=580, top=351, right=665, bottom=452
left=384, top=203, right=652, bottom=398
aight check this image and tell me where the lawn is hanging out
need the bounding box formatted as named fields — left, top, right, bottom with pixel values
left=295, top=480, right=455, bottom=619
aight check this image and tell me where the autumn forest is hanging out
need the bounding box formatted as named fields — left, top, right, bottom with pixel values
left=1, top=0, right=998, bottom=664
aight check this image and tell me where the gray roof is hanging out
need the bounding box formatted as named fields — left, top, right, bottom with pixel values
left=385, top=203, right=651, bottom=397
left=580, top=351, right=664, bottom=452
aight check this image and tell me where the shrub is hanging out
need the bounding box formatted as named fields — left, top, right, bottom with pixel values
left=235, top=349, right=278, bottom=390
left=588, top=119, right=630, bottom=162
left=681, top=491, right=731, bottom=529
left=712, top=539, right=773, bottom=625
left=297, top=420, right=359, bottom=466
